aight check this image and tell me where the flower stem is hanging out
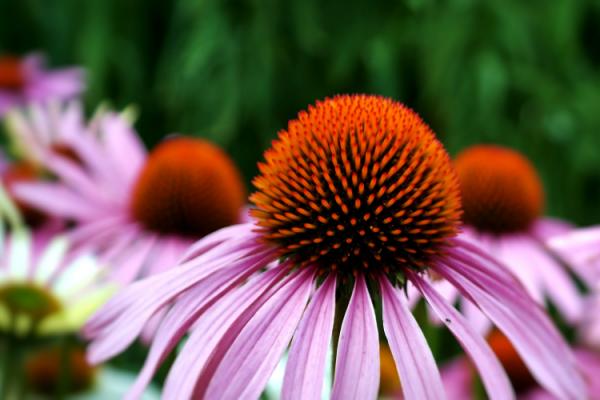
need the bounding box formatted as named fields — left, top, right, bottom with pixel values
left=1, top=334, right=16, bottom=399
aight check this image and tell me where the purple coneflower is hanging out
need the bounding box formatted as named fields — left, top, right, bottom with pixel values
left=0, top=54, right=84, bottom=116
left=86, top=95, right=584, bottom=399
left=13, top=105, right=247, bottom=283
left=414, top=145, right=591, bottom=333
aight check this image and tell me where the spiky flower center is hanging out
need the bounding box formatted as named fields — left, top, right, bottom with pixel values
left=0, top=56, right=25, bottom=90
left=487, top=329, right=536, bottom=394
left=130, top=137, right=246, bottom=237
left=454, top=145, right=543, bottom=234
left=251, top=95, right=461, bottom=275
left=25, top=346, right=95, bottom=395
left=0, top=282, right=62, bottom=322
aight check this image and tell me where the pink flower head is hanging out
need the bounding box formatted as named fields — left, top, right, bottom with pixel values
left=412, top=145, right=591, bottom=333
left=13, top=104, right=248, bottom=283
left=0, top=53, right=84, bottom=116
left=85, top=95, right=585, bottom=400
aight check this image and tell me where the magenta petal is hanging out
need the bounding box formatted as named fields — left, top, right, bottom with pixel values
left=203, top=269, right=315, bottom=400
left=14, top=182, right=102, bottom=220
left=331, top=274, right=379, bottom=400
left=44, top=154, right=112, bottom=206
left=379, top=276, right=445, bottom=400
left=163, top=265, right=295, bottom=399
left=125, top=267, right=285, bottom=399
left=282, top=274, right=336, bottom=400
left=409, top=272, right=514, bottom=400
left=86, top=241, right=273, bottom=363
left=438, top=239, right=586, bottom=400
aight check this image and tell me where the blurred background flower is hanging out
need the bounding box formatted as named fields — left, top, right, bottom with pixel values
left=1, top=0, right=599, bottom=227
left=2, top=0, right=600, bottom=398
left=0, top=53, right=83, bottom=116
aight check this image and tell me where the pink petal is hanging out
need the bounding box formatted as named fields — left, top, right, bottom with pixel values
left=379, top=276, right=444, bottom=400
left=14, top=182, right=103, bottom=220
left=86, top=239, right=273, bottom=362
left=332, top=274, right=379, bottom=400
left=548, top=226, right=600, bottom=255
left=519, top=236, right=583, bottom=323
left=282, top=274, right=336, bottom=400
left=438, top=239, right=586, bottom=400
left=409, top=272, right=514, bottom=400
left=162, top=265, right=294, bottom=399
left=203, top=268, right=315, bottom=400
left=178, top=223, right=259, bottom=263
left=461, top=298, right=492, bottom=335
left=440, top=358, right=474, bottom=400
left=125, top=266, right=288, bottom=399
left=496, top=235, right=544, bottom=304
left=100, top=113, right=146, bottom=184
left=44, top=154, right=113, bottom=207
left=531, top=217, right=572, bottom=240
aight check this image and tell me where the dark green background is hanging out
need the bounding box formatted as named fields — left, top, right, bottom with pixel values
left=2, top=0, right=600, bottom=225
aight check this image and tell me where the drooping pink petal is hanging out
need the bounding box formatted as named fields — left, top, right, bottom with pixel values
left=44, top=154, right=113, bottom=206
left=496, top=235, right=544, bottom=304
left=547, top=226, right=600, bottom=285
left=14, top=182, right=104, bottom=220
left=438, top=239, right=586, bottom=400
left=162, top=264, right=295, bottom=399
left=409, top=272, right=514, bottom=400
left=125, top=266, right=288, bottom=399
left=461, top=298, right=491, bottom=335
left=107, top=234, right=157, bottom=283
left=203, top=268, right=315, bottom=400
left=379, top=276, right=445, bottom=400
left=86, top=239, right=273, bottom=362
left=282, top=274, right=336, bottom=400
left=519, top=236, right=583, bottom=323
left=331, top=274, right=379, bottom=400
left=178, top=223, right=259, bottom=263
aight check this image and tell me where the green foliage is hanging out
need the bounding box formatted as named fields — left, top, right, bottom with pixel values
left=1, top=0, right=600, bottom=223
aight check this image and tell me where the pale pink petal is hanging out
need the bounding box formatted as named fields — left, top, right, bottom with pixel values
left=26, top=68, right=85, bottom=100
left=203, top=269, right=315, bottom=400
left=440, top=358, right=474, bottom=400
left=495, top=235, right=544, bottom=304
left=101, top=114, right=146, bottom=184
left=178, top=223, right=259, bottom=263
left=548, top=226, right=600, bottom=255
left=162, top=265, right=293, bottom=399
left=14, top=182, right=103, bottom=220
left=410, top=272, right=514, bottom=400
left=86, top=238, right=273, bottom=361
left=531, top=217, right=572, bottom=240
left=331, top=274, right=379, bottom=400
left=438, top=240, right=586, bottom=400
left=519, top=236, right=583, bottom=323
left=68, top=215, right=130, bottom=244
left=44, top=154, right=113, bottom=206
left=282, top=274, right=336, bottom=400
left=125, top=266, right=288, bottom=399
left=107, top=234, right=157, bottom=284
left=379, top=276, right=444, bottom=400
left=461, top=298, right=492, bottom=335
